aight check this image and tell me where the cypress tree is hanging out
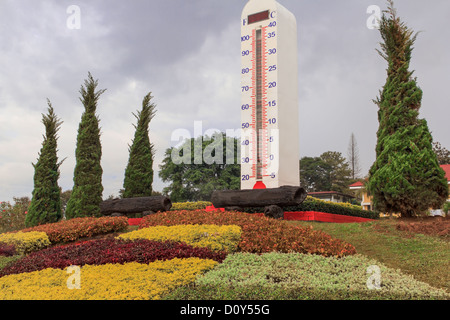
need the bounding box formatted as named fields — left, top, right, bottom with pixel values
left=122, top=92, right=156, bottom=198
left=65, top=73, right=106, bottom=218
left=367, top=1, right=448, bottom=217
left=26, top=100, right=64, bottom=227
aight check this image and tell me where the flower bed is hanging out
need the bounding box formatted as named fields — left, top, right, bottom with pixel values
left=1, top=213, right=447, bottom=300
left=19, top=217, right=129, bottom=244
left=396, top=218, right=450, bottom=238
left=0, top=231, right=50, bottom=254
left=167, top=253, right=450, bottom=300
left=118, top=224, right=241, bottom=252
left=139, top=210, right=356, bottom=257
left=0, top=258, right=218, bottom=300
left=0, top=238, right=226, bottom=277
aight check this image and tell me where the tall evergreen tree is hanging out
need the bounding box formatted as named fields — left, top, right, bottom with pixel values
left=65, top=73, right=105, bottom=219
left=122, top=92, right=156, bottom=198
left=367, top=1, right=448, bottom=217
left=26, top=100, right=64, bottom=227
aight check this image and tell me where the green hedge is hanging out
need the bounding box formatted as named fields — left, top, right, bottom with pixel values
left=169, top=198, right=379, bottom=220
left=286, top=197, right=379, bottom=219
left=240, top=196, right=380, bottom=220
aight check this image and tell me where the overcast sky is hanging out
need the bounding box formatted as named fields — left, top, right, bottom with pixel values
left=0, top=0, right=449, bottom=203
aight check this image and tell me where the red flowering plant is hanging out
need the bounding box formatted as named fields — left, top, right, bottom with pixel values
left=19, top=216, right=129, bottom=244
left=140, top=210, right=356, bottom=257
left=0, top=238, right=227, bottom=277
left=0, top=242, right=16, bottom=257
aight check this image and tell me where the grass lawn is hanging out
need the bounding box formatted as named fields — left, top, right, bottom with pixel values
left=288, top=218, right=450, bottom=292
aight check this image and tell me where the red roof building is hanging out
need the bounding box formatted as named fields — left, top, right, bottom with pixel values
left=441, top=164, right=450, bottom=184
left=349, top=181, right=364, bottom=188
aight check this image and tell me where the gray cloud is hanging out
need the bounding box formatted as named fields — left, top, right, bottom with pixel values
left=0, top=0, right=449, bottom=202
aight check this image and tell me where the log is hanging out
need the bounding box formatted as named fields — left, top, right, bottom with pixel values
left=211, top=186, right=307, bottom=209
left=100, top=196, right=172, bottom=216
left=264, top=205, right=284, bottom=219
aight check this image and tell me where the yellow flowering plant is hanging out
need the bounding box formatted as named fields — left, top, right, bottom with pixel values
left=119, top=224, right=242, bottom=252
left=170, top=201, right=213, bottom=211
left=0, top=231, right=50, bottom=254
left=0, top=258, right=218, bottom=300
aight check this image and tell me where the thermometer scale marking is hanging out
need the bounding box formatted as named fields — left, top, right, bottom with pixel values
left=252, top=27, right=269, bottom=179
left=246, top=26, right=272, bottom=181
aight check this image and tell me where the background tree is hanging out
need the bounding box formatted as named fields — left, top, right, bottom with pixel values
left=299, top=157, right=332, bottom=192
left=347, top=133, right=362, bottom=180
left=122, top=92, right=157, bottom=198
left=65, top=73, right=105, bottom=219
left=320, top=151, right=352, bottom=193
left=159, top=134, right=240, bottom=202
left=0, top=197, right=31, bottom=232
left=367, top=1, right=448, bottom=217
left=300, top=151, right=352, bottom=194
left=432, top=142, right=450, bottom=165
left=26, top=101, right=64, bottom=227
left=60, top=189, right=72, bottom=216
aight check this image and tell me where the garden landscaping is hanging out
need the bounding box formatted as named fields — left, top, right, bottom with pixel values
left=0, top=208, right=448, bottom=300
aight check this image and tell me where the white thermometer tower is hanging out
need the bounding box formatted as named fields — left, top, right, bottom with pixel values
left=240, top=0, right=300, bottom=190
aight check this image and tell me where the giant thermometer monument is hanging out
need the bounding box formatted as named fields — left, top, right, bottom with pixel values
left=240, top=0, right=300, bottom=190
left=211, top=0, right=304, bottom=213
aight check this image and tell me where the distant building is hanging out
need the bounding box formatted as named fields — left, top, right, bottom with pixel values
left=307, top=191, right=355, bottom=204
left=348, top=181, right=373, bottom=211
left=349, top=164, right=450, bottom=213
